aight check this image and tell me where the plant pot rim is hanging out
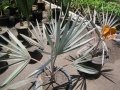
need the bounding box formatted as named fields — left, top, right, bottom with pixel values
left=15, top=21, right=28, bottom=29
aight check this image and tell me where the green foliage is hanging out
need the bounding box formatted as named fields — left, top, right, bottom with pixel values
left=63, top=0, right=72, bottom=6
left=102, top=2, right=120, bottom=15
left=71, top=0, right=120, bottom=15
left=15, top=0, right=35, bottom=20
left=0, top=0, right=10, bottom=11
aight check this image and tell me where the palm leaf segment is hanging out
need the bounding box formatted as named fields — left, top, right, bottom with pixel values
left=0, top=30, right=31, bottom=62
left=43, top=15, right=100, bottom=74
left=68, top=42, right=99, bottom=75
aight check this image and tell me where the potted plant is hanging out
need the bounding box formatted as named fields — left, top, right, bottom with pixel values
left=15, top=0, right=35, bottom=41
left=0, top=0, right=10, bottom=26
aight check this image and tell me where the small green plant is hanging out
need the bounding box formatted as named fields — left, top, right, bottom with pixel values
left=0, top=0, right=10, bottom=16
left=71, top=0, right=120, bottom=15
left=15, top=0, right=35, bottom=26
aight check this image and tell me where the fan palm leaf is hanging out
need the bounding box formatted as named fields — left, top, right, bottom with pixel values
left=0, top=30, right=32, bottom=87
left=43, top=15, right=99, bottom=56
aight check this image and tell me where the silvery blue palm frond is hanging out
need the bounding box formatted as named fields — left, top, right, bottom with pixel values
left=43, top=15, right=99, bottom=56
left=0, top=30, right=32, bottom=87
left=0, top=29, right=51, bottom=89
left=98, top=9, right=119, bottom=28
left=20, top=20, right=46, bottom=50
left=67, top=43, right=99, bottom=74
left=0, top=30, right=31, bottom=62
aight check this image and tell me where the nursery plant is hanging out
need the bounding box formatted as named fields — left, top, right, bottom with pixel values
left=14, top=0, right=36, bottom=42
left=0, top=8, right=105, bottom=90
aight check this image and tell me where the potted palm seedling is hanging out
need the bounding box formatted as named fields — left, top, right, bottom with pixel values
left=15, top=0, right=35, bottom=41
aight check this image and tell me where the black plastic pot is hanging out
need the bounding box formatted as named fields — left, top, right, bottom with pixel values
left=38, top=67, right=72, bottom=90
left=37, top=2, right=45, bottom=11
left=0, top=16, right=9, bottom=26
left=29, top=50, right=43, bottom=64
left=53, top=67, right=72, bottom=90
left=8, top=16, right=16, bottom=28
left=78, top=61, right=102, bottom=80
left=0, top=61, right=9, bottom=75
left=0, top=31, right=10, bottom=45
left=31, top=10, right=43, bottom=23
left=52, top=8, right=61, bottom=21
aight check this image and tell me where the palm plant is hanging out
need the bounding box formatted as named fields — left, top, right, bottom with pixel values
left=0, top=28, right=48, bottom=89
left=0, top=7, right=102, bottom=90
